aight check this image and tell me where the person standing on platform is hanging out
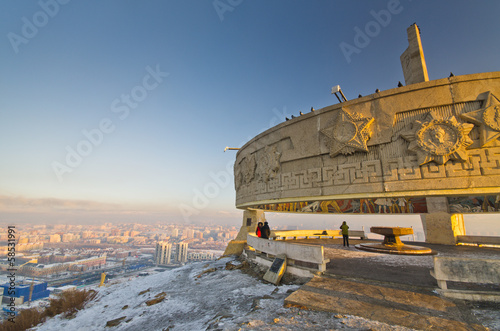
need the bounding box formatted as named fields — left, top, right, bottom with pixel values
left=261, top=221, right=271, bottom=239
left=340, top=221, right=349, bottom=247
left=256, top=222, right=263, bottom=237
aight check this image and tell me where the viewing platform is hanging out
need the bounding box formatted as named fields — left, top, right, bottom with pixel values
left=244, top=233, right=499, bottom=329
left=245, top=232, right=500, bottom=288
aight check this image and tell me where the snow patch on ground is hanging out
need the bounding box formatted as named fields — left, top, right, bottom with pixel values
left=325, top=245, right=434, bottom=267
left=34, top=257, right=430, bottom=331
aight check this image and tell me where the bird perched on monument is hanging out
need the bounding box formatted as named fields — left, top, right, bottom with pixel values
left=375, top=89, right=380, bottom=93
left=299, top=111, right=304, bottom=115
left=398, top=81, right=403, bottom=87
left=310, top=107, right=315, bottom=112
left=358, top=94, right=362, bottom=98
left=291, top=115, right=296, bottom=119
left=285, top=117, right=290, bottom=121
left=449, top=72, right=454, bottom=77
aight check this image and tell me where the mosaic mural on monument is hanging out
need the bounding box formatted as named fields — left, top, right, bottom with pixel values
left=448, top=195, right=500, bottom=213
left=254, top=197, right=428, bottom=214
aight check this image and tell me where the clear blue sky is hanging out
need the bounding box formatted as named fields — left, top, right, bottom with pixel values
left=1, top=1, right=499, bottom=226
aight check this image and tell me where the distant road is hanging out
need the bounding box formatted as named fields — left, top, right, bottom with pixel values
left=47, top=260, right=155, bottom=287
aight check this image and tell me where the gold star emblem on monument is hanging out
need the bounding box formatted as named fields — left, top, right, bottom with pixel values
left=321, top=108, right=374, bottom=157
left=400, top=112, right=474, bottom=165
left=459, top=92, right=500, bottom=147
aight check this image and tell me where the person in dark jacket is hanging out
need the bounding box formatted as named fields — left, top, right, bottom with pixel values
left=261, top=221, right=271, bottom=239
left=340, top=221, right=349, bottom=247
left=256, top=222, right=263, bottom=237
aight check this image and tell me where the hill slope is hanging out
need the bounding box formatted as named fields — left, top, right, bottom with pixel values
left=33, top=257, right=427, bottom=330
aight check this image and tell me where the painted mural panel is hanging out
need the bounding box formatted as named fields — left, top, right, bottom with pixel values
left=448, top=195, right=500, bottom=213
left=254, top=197, right=427, bottom=214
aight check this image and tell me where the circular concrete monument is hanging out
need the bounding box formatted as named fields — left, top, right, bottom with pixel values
left=355, top=227, right=434, bottom=255
left=225, top=24, right=500, bottom=257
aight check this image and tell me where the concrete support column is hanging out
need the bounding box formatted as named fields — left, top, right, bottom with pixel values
left=223, top=209, right=266, bottom=256
left=234, top=209, right=266, bottom=241
left=420, top=197, right=465, bottom=245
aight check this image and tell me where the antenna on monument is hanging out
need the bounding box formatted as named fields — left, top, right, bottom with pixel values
left=331, top=85, right=348, bottom=103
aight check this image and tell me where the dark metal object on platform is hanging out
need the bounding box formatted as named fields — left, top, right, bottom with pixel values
left=356, top=227, right=434, bottom=255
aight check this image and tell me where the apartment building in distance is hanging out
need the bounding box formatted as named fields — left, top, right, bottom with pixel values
left=155, top=241, right=172, bottom=266
left=175, top=242, right=188, bottom=264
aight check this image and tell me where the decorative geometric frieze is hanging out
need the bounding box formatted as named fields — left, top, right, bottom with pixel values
left=236, top=147, right=500, bottom=198
left=460, top=92, right=500, bottom=147
left=400, top=112, right=474, bottom=165
left=320, top=108, right=374, bottom=157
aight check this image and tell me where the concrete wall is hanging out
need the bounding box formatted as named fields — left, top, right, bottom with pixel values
left=271, top=229, right=366, bottom=239
left=234, top=72, right=500, bottom=208
left=421, top=212, right=465, bottom=245
left=247, top=234, right=327, bottom=266
left=432, top=256, right=500, bottom=285
left=431, top=256, right=500, bottom=301
left=223, top=209, right=266, bottom=256
left=456, top=235, right=500, bottom=245
left=253, top=254, right=315, bottom=278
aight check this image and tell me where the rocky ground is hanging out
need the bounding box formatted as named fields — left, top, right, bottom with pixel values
left=32, top=242, right=500, bottom=330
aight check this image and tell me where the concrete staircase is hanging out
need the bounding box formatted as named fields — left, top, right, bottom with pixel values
left=284, top=275, right=487, bottom=330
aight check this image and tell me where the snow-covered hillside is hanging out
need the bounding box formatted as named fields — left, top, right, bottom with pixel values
left=33, top=257, right=423, bottom=330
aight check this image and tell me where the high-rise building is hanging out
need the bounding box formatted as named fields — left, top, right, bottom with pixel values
left=49, top=234, right=61, bottom=243
left=62, top=233, right=74, bottom=242
left=175, top=242, right=188, bottom=264
left=81, top=231, right=92, bottom=239
left=184, top=228, right=194, bottom=239
left=155, top=241, right=172, bottom=265
left=18, top=237, right=29, bottom=244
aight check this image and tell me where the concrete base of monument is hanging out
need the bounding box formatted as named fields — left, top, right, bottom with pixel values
left=222, top=240, right=247, bottom=256
left=355, top=242, right=435, bottom=255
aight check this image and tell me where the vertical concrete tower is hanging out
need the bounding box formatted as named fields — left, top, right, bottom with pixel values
left=400, top=24, right=429, bottom=85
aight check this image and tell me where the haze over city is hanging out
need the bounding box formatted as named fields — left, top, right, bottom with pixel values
left=1, top=0, right=499, bottom=228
